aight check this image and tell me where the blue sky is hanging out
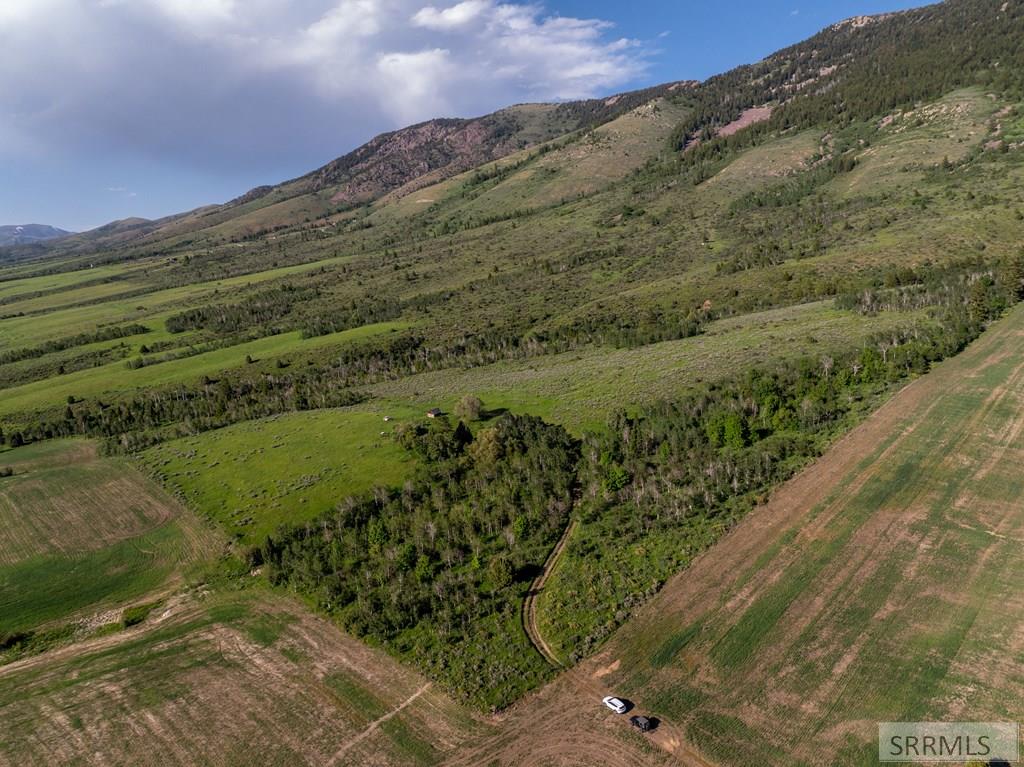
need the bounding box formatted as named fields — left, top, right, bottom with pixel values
left=0, top=0, right=927, bottom=233
left=557, top=0, right=927, bottom=82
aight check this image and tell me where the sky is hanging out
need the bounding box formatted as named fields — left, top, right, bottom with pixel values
left=0, top=0, right=927, bottom=232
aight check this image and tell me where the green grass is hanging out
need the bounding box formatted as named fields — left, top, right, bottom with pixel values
left=140, top=404, right=421, bottom=543
left=0, top=322, right=405, bottom=422
left=0, top=439, right=216, bottom=636
left=0, top=278, right=154, bottom=315
left=649, top=621, right=703, bottom=669
left=0, top=250, right=358, bottom=352
left=371, top=302, right=931, bottom=433
left=0, top=260, right=154, bottom=302
left=0, top=439, right=201, bottom=566
left=0, top=523, right=189, bottom=635
left=325, top=671, right=390, bottom=722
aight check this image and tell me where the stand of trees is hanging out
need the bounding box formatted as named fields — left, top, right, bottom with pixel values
left=0, top=323, right=149, bottom=366
left=261, top=413, right=579, bottom=709
left=166, top=284, right=317, bottom=335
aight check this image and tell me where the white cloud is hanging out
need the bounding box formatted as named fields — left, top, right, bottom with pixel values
left=377, top=48, right=455, bottom=123
left=148, top=0, right=237, bottom=25
left=0, top=0, right=650, bottom=180
left=412, top=0, right=489, bottom=30
left=307, top=0, right=383, bottom=43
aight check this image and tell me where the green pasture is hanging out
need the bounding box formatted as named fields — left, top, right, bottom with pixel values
left=0, top=322, right=405, bottom=423
left=372, top=303, right=932, bottom=433
left=0, top=260, right=155, bottom=302
left=0, top=250, right=358, bottom=351
left=140, top=404, right=422, bottom=544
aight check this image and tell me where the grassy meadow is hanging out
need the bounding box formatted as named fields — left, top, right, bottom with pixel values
left=0, top=322, right=405, bottom=425
left=371, top=302, right=932, bottom=433
left=140, top=405, right=422, bottom=544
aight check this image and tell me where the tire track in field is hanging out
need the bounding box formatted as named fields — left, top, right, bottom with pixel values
left=523, top=518, right=577, bottom=667
left=325, top=683, right=431, bottom=766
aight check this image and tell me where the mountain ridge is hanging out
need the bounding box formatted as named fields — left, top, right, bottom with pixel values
left=0, top=224, right=73, bottom=247
left=8, top=0, right=1023, bottom=269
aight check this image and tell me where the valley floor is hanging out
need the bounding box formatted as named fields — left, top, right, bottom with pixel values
left=5, top=298, right=1024, bottom=767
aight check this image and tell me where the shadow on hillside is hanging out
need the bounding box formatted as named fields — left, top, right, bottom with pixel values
left=516, top=563, right=543, bottom=584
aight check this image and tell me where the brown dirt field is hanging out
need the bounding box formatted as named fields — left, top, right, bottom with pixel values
left=441, top=665, right=693, bottom=767
left=0, top=590, right=484, bottom=767
left=0, top=439, right=188, bottom=566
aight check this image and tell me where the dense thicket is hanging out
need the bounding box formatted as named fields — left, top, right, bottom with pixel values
left=300, top=296, right=405, bottom=338
left=262, top=413, right=578, bottom=708
left=165, top=284, right=317, bottom=335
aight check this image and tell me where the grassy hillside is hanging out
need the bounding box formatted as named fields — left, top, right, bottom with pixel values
left=369, top=301, right=931, bottom=433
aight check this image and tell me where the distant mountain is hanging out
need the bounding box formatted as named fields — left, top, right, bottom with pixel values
left=20, top=82, right=689, bottom=258
left=0, top=224, right=73, bottom=246
left=15, top=0, right=1024, bottom=266
left=271, top=82, right=690, bottom=207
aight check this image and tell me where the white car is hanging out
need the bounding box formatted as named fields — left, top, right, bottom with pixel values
left=602, top=696, right=628, bottom=714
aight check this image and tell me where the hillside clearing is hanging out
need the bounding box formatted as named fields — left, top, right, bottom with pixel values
left=371, top=302, right=931, bottom=433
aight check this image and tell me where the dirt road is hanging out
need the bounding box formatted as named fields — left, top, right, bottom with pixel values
left=522, top=519, right=577, bottom=667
